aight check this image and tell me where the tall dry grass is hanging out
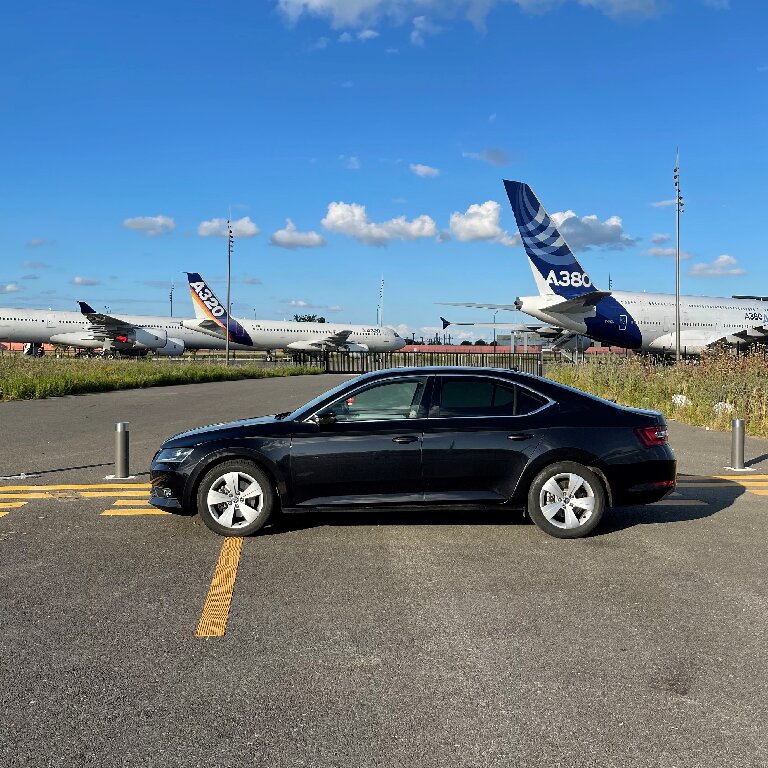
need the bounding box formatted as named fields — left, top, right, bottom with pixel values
left=0, top=357, right=322, bottom=402
left=546, top=350, right=768, bottom=437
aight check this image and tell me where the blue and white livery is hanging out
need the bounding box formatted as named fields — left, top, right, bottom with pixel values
left=444, top=181, right=768, bottom=355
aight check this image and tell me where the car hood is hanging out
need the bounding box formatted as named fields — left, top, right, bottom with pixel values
left=162, top=415, right=281, bottom=447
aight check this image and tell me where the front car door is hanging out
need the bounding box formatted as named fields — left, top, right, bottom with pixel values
left=421, top=374, right=551, bottom=503
left=289, top=375, right=432, bottom=505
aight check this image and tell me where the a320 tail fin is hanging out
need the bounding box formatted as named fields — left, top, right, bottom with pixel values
left=184, top=272, right=252, bottom=346
left=503, top=180, right=598, bottom=298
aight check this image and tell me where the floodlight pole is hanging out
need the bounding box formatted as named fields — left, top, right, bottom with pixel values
left=674, top=150, right=684, bottom=362
left=226, top=222, right=233, bottom=366
left=169, top=282, right=174, bottom=317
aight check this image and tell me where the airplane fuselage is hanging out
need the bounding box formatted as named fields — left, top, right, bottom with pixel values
left=518, top=292, right=768, bottom=354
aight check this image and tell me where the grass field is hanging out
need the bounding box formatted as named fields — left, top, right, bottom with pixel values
left=0, top=357, right=323, bottom=402
left=546, top=351, right=768, bottom=438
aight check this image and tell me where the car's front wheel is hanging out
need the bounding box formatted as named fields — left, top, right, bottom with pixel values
left=527, top=461, right=605, bottom=539
left=196, top=460, right=275, bottom=536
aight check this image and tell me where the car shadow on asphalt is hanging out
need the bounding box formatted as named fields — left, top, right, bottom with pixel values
left=261, top=475, right=747, bottom=537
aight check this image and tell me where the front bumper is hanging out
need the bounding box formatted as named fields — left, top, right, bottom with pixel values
left=149, top=467, right=186, bottom=511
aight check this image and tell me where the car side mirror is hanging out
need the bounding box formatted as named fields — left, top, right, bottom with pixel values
left=311, top=410, right=337, bottom=428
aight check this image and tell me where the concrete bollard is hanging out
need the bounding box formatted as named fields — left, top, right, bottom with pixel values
left=730, top=418, right=745, bottom=471
left=115, top=422, right=130, bottom=479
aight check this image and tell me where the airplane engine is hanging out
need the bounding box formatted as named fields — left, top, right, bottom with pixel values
left=339, top=343, right=369, bottom=353
left=131, top=327, right=168, bottom=349
left=154, top=338, right=185, bottom=356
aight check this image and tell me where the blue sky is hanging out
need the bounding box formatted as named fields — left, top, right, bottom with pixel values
left=1, top=0, right=766, bottom=340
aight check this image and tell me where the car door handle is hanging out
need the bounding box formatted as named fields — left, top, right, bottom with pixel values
left=507, top=433, right=533, bottom=441
left=392, top=435, right=419, bottom=444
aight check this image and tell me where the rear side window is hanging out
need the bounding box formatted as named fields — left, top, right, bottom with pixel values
left=436, top=378, right=547, bottom=417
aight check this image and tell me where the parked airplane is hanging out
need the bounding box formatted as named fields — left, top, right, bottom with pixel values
left=0, top=303, right=240, bottom=356
left=444, top=180, right=768, bottom=355
left=182, top=272, right=406, bottom=354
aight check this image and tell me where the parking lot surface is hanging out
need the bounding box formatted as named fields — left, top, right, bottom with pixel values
left=1, top=375, right=767, bottom=768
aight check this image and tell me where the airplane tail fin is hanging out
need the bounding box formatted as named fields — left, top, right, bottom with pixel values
left=503, top=180, right=598, bottom=298
left=184, top=272, right=252, bottom=346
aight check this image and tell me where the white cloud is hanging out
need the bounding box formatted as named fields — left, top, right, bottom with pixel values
left=242, top=276, right=263, bottom=285
left=462, top=147, right=509, bottom=166
left=646, top=246, right=691, bottom=260
left=410, top=163, right=439, bottom=178
left=339, top=154, right=360, bottom=169
left=338, top=31, right=353, bottom=42
left=689, top=254, right=745, bottom=277
left=1, top=283, right=21, bottom=293
left=322, top=201, right=437, bottom=246
left=22, top=260, right=50, bottom=269
left=358, top=28, right=379, bottom=39
left=651, top=232, right=671, bottom=244
left=449, top=201, right=514, bottom=244
left=122, top=215, right=176, bottom=237
left=386, top=47, right=399, bottom=54
left=701, top=0, right=729, bottom=8
left=313, top=36, right=330, bottom=48
left=71, top=276, right=100, bottom=286
left=650, top=199, right=676, bottom=208
left=411, top=15, right=441, bottom=45
left=270, top=219, right=327, bottom=249
left=551, top=210, right=636, bottom=251
left=197, top=216, right=260, bottom=238
left=26, top=238, right=52, bottom=248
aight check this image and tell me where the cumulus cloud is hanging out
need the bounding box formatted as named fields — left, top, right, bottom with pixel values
left=122, top=215, right=176, bottom=237
left=650, top=199, right=676, bottom=208
left=197, top=216, right=260, bottom=238
left=322, top=201, right=437, bottom=246
left=689, top=254, right=745, bottom=277
left=339, top=154, right=360, bottom=169
left=358, top=28, right=379, bottom=39
left=410, top=163, right=439, bottom=178
left=338, top=31, right=353, bottom=41
left=449, top=201, right=516, bottom=244
left=277, top=1, right=658, bottom=31
left=462, top=148, right=510, bottom=166
left=1, top=283, right=21, bottom=293
left=71, top=276, right=101, bottom=286
left=550, top=210, right=636, bottom=251
left=651, top=232, right=671, bottom=244
left=646, top=246, right=692, bottom=260
left=270, top=219, right=327, bottom=249
left=411, top=15, right=441, bottom=45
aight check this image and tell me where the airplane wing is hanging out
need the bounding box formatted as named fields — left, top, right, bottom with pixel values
left=77, top=301, right=135, bottom=341
left=719, top=324, right=768, bottom=345
left=440, top=316, right=561, bottom=335
left=440, top=302, right=520, bottom=311
left=541, top=291, right=612, bottom=312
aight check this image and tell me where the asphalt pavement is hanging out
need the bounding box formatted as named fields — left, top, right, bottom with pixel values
left=1, top=375, right=767, bottom=768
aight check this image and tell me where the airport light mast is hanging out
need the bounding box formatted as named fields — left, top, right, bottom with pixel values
left=169, top=282, right=174, bottom=317
left=226, top=221, right=233, bottom=366
left=674, top=150, right=685, bottom=362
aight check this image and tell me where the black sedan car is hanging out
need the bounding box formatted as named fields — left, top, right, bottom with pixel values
left=149, top=367, right=676, bottom=539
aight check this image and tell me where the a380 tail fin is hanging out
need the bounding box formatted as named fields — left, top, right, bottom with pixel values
left=184, top=272, right=252, bottom=346
left=503, top=180, right=597, bottom=298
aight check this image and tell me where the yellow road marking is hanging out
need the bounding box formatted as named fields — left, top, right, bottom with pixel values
left=713, top=475, right=768, bottom=480
left=111, top=499, right=152, bottom=506
left=653, top=499, right=708, bottom=506
left=0, top=483, right=151, bottom=491
left=0, top=492, right=54, bottom=499
left=750, top=489, right=768, bottom=496
left=81, top=490, right=149, bottom=497
left=0, top=501, right=29, bottom=508
left=101, top=508, right=170, bottom=516
left=196, top=537, right=243, bottom=638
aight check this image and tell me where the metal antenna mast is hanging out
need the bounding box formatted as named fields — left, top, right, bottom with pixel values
left=226, top=221, right=234, bottom=366
left=376, top=274, right=384, bottom=326
left=674, top=149, right=685, bottom=361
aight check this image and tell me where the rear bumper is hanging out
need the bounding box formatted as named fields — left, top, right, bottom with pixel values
left=606, top=456, right=677, bottom=506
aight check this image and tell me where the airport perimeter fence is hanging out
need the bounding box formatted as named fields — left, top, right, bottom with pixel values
left=288, top=350, right=552, bottom=376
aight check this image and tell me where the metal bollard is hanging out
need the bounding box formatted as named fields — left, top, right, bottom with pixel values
left=730, top=418, right=745, bottom=471
left=115, top=422, right=130, bottom=479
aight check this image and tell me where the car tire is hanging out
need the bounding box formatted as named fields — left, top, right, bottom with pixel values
left=197, top=460, right=275, bottom=537
left=527, top=461, right=605, bottom=539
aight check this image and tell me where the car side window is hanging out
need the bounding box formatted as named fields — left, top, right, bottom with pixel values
left=436, top=378, right=547, bottom=417
left=326, top=378, right=428, bottom=422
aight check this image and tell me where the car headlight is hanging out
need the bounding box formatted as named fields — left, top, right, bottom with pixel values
left=154, top=447, right=195, bottom=464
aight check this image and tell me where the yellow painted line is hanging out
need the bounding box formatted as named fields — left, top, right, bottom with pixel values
left=101, top=508, right=170, bottom=516
left=0, top=483, right=151, bottom=491
left=0, top=512, right=7, bottom=518
left=653, top=499, right=708, bottom=506
left=0, top=492, right=53, bottom=499
left=80, top=490, right=150, bottom=498
left=0, top=501, right=29, bottom=508
left=111, top=499, right=153, bottom=506
left=749, top=489, right=768, bottom=496
left=196, top=537, right=243, bottom=638
left=676, top=483, right=733, bottom=488
left=713, top=475, right=768, bottom=480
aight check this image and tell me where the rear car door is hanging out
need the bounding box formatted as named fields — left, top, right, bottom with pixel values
left=421, top=375, right=550, bottom=502
left=289, top=376, right=431, bottom=505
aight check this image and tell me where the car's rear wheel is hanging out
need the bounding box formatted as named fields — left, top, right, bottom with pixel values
left=527, top=461, right=605, bottom=539
left=196, top=460, right=275, bottom=537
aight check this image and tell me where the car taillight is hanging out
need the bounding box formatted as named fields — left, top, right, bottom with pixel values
left=635, top=425, right=668, bottom=447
